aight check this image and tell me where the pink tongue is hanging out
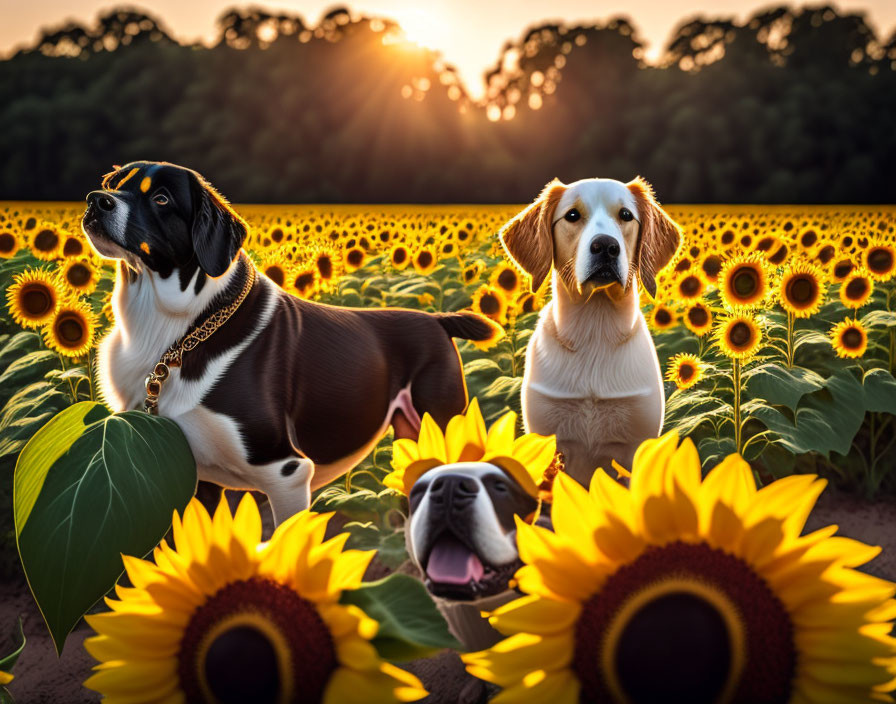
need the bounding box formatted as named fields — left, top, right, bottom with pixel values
left=426, top=536, right=484, bottom=585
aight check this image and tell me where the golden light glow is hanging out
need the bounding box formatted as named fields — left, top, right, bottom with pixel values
left=395, top=8, right=448, bottom=52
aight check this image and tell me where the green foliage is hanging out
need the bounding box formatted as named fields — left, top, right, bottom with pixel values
left=1, top=5, right=893, bottom=203
left=340, top=573, right=463, bottom=660
left=0, top=618, right=24, bottom=703
left=14, top=402, right=196, bottom=653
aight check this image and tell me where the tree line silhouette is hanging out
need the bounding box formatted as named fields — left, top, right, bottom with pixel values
left=1, top=4, right=894, bottom=203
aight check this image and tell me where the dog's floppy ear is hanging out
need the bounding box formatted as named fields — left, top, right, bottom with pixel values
left=499, top=178, right=566, bottom=293
left=188, top=171, right=248, bottom=277
left=627, top=176, right=681, bottom=299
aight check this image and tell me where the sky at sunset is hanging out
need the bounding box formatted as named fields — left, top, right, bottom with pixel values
left=3, top=0, right=894, bottom=97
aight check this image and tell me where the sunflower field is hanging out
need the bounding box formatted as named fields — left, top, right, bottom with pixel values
left=0, top=200, right=895, bottom=698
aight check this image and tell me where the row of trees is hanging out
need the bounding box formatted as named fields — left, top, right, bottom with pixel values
left=1, top=4, right=894, bottom=203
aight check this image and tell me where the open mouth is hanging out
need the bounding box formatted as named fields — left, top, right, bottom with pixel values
left=422, top=532, right=521, bottom=601
left=585, top=266, right=622, bottom=287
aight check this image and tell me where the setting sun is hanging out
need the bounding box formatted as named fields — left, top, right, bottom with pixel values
left=395, top=7, right=449, bottom=51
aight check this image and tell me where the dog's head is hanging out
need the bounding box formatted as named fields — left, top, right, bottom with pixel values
left=405, top=461, right=546, bottom=603
left=82, top=161, right=247, bottom=278
left=499, top=177, right=681, bottom=300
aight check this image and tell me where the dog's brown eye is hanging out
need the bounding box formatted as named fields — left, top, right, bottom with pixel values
left=619, top=207, right=634, bottom=222
left=564, top=209, right=581, bottom=223
left=153, top=193, right=169, bottom=206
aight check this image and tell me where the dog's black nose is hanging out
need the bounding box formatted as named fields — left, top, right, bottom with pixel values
left=87, top=191, right=116, bottom=212
left=429, top=474, right=479, bottom=509
left=590, top=235, right=620, bottom=258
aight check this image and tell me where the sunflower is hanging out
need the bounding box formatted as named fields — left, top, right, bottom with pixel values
left=516, top=289, right=545, bottom=315
left=389, top=244, right=411, bottom=270
left=665, top=353, right=704, bottom=390
left=463, top=432, right=896, bottom=704
left=43, top=299, right=98, bottom=358
left=865, top=243, right=896, bottom=282
left=472, top=284, right=508, bottom=324
left=59, top=257, right=99, bottom=296
left=699, top=254, right=723, bottom=284
left=683, top=301, right=713, bottom=336
left=831, top=257, right=855, bottom=282
left=5, top=267, right=63, bottom=329
left=648, top=303, right=677, bottom=331
left=767, top=242, right=790, bottom=266
left=777, top=261, right=826, bottom=318
left=290, top=265, right=319, bottom=299
left=61, top=234, right=86, bottom=258
left=313, top=247, right=341, bottom=288
left=718, top=254, right=768, bottom=309
left=29, top=225, right=62, bottom=260
left=839, top=271, right=873, bottom=309
left=343, top=246, right=367, bottom=273
left=260, top=252, right=290, bottom=289
left=491, top=262, right=522, bottom=296
left=463, top=260, right=485, bottom=284
left=0, top=230, right=20, bottom=258
left=412, top=247, right=438, bottom=276
left=384, top=398, right=556, bottom=500
left=675, top=271, right=705, bottom=301
left=714, top=313, right=762, bottom=361
left=84, top=494, right=426, bottom=704
left=830, top=318, right=868, bottom=359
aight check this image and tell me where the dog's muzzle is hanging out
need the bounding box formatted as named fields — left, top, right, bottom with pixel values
left=419, top=473, right=522, bottom=601
left=585, top=234, right=623, bottom=286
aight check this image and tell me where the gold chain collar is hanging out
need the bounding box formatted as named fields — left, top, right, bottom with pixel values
left=144, top=257, right=257, bottom=414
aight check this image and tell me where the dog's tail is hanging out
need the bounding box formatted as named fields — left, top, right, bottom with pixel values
left=435, top=311, right=505, bottom=350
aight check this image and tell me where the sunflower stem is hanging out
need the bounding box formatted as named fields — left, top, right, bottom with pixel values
left=58, top=354, right=77, bottom=403
left=733, top=358, right=743, bottom=455
left=785, top=311, right=795, bottom=368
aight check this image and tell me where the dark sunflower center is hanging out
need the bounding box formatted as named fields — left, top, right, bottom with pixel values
left=294, top=272, right=314, bottom=291
left=702, top=255, right=722, bottom=279
left=178, top=578, right=336, bottom=704
left=417, top=251, right=433, bottom=268
left=728, top=321, right=752, bottom=349
left=845, top=277, right=868, bottom=300
left=63, top=237, right=84, bottom=257
left=833, top=261, right=853, bottom=279
left=680, top=275, right=701, bottom=296
left=654, top=308, right=672, bottom=326
left=67, top=264, right=91, bottom=287
left=785, top=275, right=817, bottom=306
left=57, top=314, right=86, bottom=346
left=347, top=249, right=363, bottom=267
left=265, top=266, right=285, bottom=287
left=731, top=267, right=759, bottom=298
left=317, top=257, right=333, bottom=279
left=687, top=306, right=709, bottom=328
left=675, top=258, right=691, bottom=273
left=573, top=541, right=795, bottom=704
left=867, top=248, right=893, bottom=274
left=497, top=268, right=518, bottom=291
left=800, top=230, right=817, bottom=247
left=721, top=231, right=735, bottom=245
left=393, top=248, right=407, bottom=264
left=271, top=228, right=284, bottom=242
left=678, top=363, right=696, bottom=381
left=480, top=293, right=500, bottom=315
left=755, top=237, right=775, bottom=252
left=768, top=246, right=788, bottom=265
left=815, top=245, right=835, bottom=264
left=0, top=232, right=15, bottom=253
left=842, top=327, right=864, bottom=350
left=22, top=284, right=53, bottom=316
left=464, top=268, right=475, bottom=282
left=521, top=294, right=535, bottom=313
left=34, top=229, right=58, bottom=252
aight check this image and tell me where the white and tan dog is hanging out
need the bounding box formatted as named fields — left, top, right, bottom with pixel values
left=500, top=177, right=681, bottom=484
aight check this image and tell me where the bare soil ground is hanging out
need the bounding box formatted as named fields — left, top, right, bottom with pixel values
left=2, top=488, right=894, bottom=703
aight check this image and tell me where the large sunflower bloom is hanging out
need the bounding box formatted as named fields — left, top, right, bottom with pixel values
left=719, top=254, right=769, bottom=310
left=6, top=267, right=63, bottom=329
left=714, top=313, right=762, bottom=361
left=778, top=260, right=826, bottom=318
left=830, top=318, right=868, bottom=359
left=84, top=494, right=426, bottom=704
left=43, top=298, right=98, bottom=358
left=665, top=352, right=704, bottom=390
left=463, top=432, right=896, bottom=704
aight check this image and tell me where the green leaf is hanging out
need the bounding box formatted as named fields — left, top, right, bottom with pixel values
left=0, top=619, right=25, bottom=673
left=0, top=332, right=41, bottom=372
left=862, top=369, right=896, bottom=415
left=860, top=310, right=896, bottom=329
left=0, top=351, right=59, bottom=408
left=14, top=402, right=197, bottom=653
left=340, top=573, right=463, bottom=660
left=744, top=363, right=824, bottom=412
left=342, top=521, right=409, bottom=569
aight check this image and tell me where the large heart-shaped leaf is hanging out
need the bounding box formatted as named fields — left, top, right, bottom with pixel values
left=341, top=573, right=463, bottom=661
left=744, top=363, right=825, bottom=412
left=14, top=402, right=196, bottom=653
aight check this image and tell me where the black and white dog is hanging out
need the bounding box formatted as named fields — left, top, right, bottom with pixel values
left=82, top=161, right=501, bottom=523
left=405, top=462, right=549, bottom=649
